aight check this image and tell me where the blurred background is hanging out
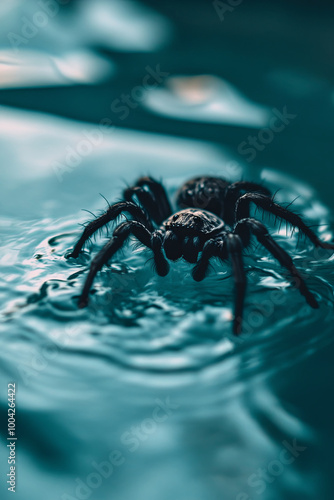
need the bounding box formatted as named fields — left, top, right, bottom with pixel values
left=1, top=1, right=334, bottom=500
left=1, top=0, right=334, bottom=209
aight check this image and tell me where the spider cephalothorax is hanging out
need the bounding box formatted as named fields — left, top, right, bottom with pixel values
left=68, top=176, right=334, bottom=334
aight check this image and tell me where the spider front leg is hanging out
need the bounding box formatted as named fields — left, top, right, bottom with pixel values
left=224, top=181, right=271, bottom=225
left=224, top=234, right=247, bottom=335
left=68, top=202, right=152, bottom=259
left=192, top=234, right=246, bottom=335
left=192, top=238, right=222, bottom=281
left=78, top=222, right=168, bottom=308
left=124, top=176, right=172, bottom=225
left=123, top=186, right=163, bottom=226
left=136, top=177, right=173, bottom=221
left=235, top=192, right=334, bottom=249
left=235, top=218, right=319, bottom=309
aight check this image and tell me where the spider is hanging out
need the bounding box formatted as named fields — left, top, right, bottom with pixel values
left=68, top=176, right=334, bottom=334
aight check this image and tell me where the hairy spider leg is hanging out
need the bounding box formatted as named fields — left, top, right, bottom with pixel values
left=225, top=234, right=247, bottom=335
left=136, top=176, right=173, bottom=222
left=150, top=229, right=170, bottom=276
left=124, top=176, right=172, bottom=225
left=78, top=222, right=168, bottom=308
left=68, top=202, right=152, bottom=259
left=224, top=181, right=271, bottom=225
left=235, top=218, right=319, bottom=309
left=192, top=234, right=246, bottom=335
left=235, top=193, right=334, bottom=249
left=123, top=186, right=165, bottom=226
left=192, top=238, right=223, bottom=281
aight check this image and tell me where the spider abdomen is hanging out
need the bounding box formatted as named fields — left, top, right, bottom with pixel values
left=176, top=176, right=229, bottom=217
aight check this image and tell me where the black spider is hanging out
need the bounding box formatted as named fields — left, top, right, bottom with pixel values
left=68, top=176, right=334, bottom=334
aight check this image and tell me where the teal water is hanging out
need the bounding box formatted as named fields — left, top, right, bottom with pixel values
left=1, top=2, right=334, bottom=500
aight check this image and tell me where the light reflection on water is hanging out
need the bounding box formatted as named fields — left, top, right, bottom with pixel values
left=0, top=2, right=334, bottom=500
left=144, top=74, right=271, bottom=127
left=0, top=49, right=114, bottom=88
